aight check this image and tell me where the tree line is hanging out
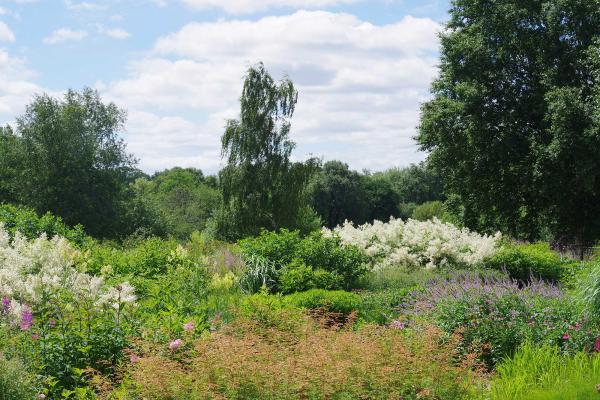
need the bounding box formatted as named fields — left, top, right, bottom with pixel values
left=0, top=69, right=443, bottom=241
left=1, top=0, right=599, bottom=248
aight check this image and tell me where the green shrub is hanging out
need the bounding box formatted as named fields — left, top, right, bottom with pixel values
left=239, top=291, right=306, bottom=333
left=239, top=229, right=368, bottom=293
left=357, top=288, right=417, bottom=324
left=485, top=242, right=569, bottom=282
left=0, top=203, right=89, bottom=245
left=278, top=261, right=341, bottom=294
left=486, top=343, right=600, bottom=400
left=577, top=261, right=600, bottom=318
left=411, top=200, right=448, bottom=221
left=284, top=289, right=361, bottom=315
left=0, top=355, right=39, bottom=400
left=85, top=237, right=180, bottom=278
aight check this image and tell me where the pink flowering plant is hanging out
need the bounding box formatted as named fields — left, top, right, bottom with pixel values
left=404, top=274, right=600, bottom=368
left=0, top=226, right=138, bottom=397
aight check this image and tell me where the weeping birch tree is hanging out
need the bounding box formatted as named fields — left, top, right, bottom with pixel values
left=211, top=63, right=319, bottom=240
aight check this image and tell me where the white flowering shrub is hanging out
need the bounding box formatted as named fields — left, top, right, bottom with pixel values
left=0, top=224, right=135, bottom=326
left=0, top=224, right=137, bottom=396
left=324, top=218, right=501, bottom=271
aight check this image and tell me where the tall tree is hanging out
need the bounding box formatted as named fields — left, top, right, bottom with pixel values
left=418, top=0, right=600, bottom=247
left=213, top=63, right=319, bottom=240
left=132, top=167, right=220, bottom=239
left=12, top=88, right=137, bottom=237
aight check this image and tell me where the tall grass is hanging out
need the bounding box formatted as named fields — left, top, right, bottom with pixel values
left=487, top=343, right=600, bottom=400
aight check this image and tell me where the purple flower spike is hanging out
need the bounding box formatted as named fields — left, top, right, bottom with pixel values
left=20, top=306, right=33, bottom=331
left=1, top=297, right=10, bottom=314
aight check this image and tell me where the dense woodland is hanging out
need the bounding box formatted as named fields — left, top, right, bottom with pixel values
left=1, top=0, right=600, bottom=399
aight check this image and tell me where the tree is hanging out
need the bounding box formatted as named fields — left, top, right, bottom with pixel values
left=212, top=63, right=319, bottom=240
left=376, top=163, right=445, bottom=205
left=132, top=167, right=220, bottom=239
left=0, top=125, right=22, bottom=204
left=10, top=88, right=137, bottom=237
left=309, top=161, right=369, bottom=228
left=418, top=0, right=600, bottom=248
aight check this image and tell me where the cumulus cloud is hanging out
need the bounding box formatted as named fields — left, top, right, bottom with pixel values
left=0, top=21, right=15, bottom=42
left=103, top=11, right=440, bottom=172
left=180, top=0, right=358, bottom=14
left=0, top=50, right=42, bottom=119
left=43, top=28, right=87, bottom=44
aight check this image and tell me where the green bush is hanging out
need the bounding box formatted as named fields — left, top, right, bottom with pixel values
left=85, top=237, right=180, bottom=278
left=239, top=229, right=368, bottom=293
left=485, top=242, right=569, bottom=282
left=411, top=201, right=448, bottom=221
left=0, top=203, right=89, bottom=245
left=486, top=343, right=600, bottom=400
left=238, top=291, right=306, bottom=333
left=0, top=355, right=39, bottom=400
left=284, top=289, right=361, bottom=315
left=357, top=288, right=417, bottom=324
left=278, top=261, right=341, bottom=294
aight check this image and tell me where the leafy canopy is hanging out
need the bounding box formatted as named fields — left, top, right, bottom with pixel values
left=418, top=0, right=600, bottom=246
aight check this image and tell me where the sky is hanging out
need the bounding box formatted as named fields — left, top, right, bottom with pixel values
left=0, top=0, right=450, bottom=174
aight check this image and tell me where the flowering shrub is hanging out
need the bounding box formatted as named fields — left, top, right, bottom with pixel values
left=326, top=217, right=500, bottom=271
left=0, top=225, right=137, bottom=396
left=404, top=274, right=600, bottom=368
left=120, top=322, right=478, bottom=400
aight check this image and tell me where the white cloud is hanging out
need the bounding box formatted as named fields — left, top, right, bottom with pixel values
left=43, top=28, right=87, bottom=44
left=0, top=50, right=42, bottom=119
left=98, top=26, right=131, bottom=39
left=104, top=11, right=440, bottom=173
left=64, top=0, right=106, bottom=12
left=0, top=21, right=15, bottom=42
left=180, top=0, right=358, bottom=14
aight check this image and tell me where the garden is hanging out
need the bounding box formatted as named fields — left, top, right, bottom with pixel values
left=1, top=205, right=599, bottom=399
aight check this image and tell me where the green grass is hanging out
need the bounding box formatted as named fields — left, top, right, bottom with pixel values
left=485, top=343, right=600, bottom=400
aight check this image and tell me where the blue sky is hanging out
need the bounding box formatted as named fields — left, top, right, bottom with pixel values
left=0, top=0, right=450, bottom=173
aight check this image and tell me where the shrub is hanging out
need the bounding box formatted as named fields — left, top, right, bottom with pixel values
left=0, top=226, right=136, bottom=396
left=411, top=200, right=448, bottom=221
left=485, top=242, right=571, bottom=282
left=284, top=289, right=361, bottom=315
left=278, top=261, right=341, bottom=294
left=119, top=323, right=477, bottom=400
left=327, top=217, right=500, bottom=271
left=239, top=229, right=369, bottom=292
left=405, top=274, right=600, bottom=368
left=0, top=203, right=89, bottom=245
left=136, top=254, right=210, bottom=342
left=84, top=237, right=180, bottom=278
left=486, top=343, right=600, bottom=400
left=577, top=261, right=600, bottom=318
left=0, top=354, right=39, bottom=400
left=357, top=288, right=416, bottom=325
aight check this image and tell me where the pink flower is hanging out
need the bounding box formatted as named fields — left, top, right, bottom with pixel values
left=38, top=394, right=46, bottom=399
left=390, top=320, right=406, bottom=330
left=169, top=339, right=183, bottom=351
left=594, top=337, right=600, bottom=353
left=562, top=334, right=570, bottom=340
left=130, top=354, right=140, bottom=363
left=183, top=321, right=195, bottom=331
left=20, top=307, right=33, bottom=331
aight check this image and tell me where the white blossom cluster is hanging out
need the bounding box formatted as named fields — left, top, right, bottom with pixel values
left=324, top=218, right=501, bottom=271
left=0, top=224, right=136, bottom=324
